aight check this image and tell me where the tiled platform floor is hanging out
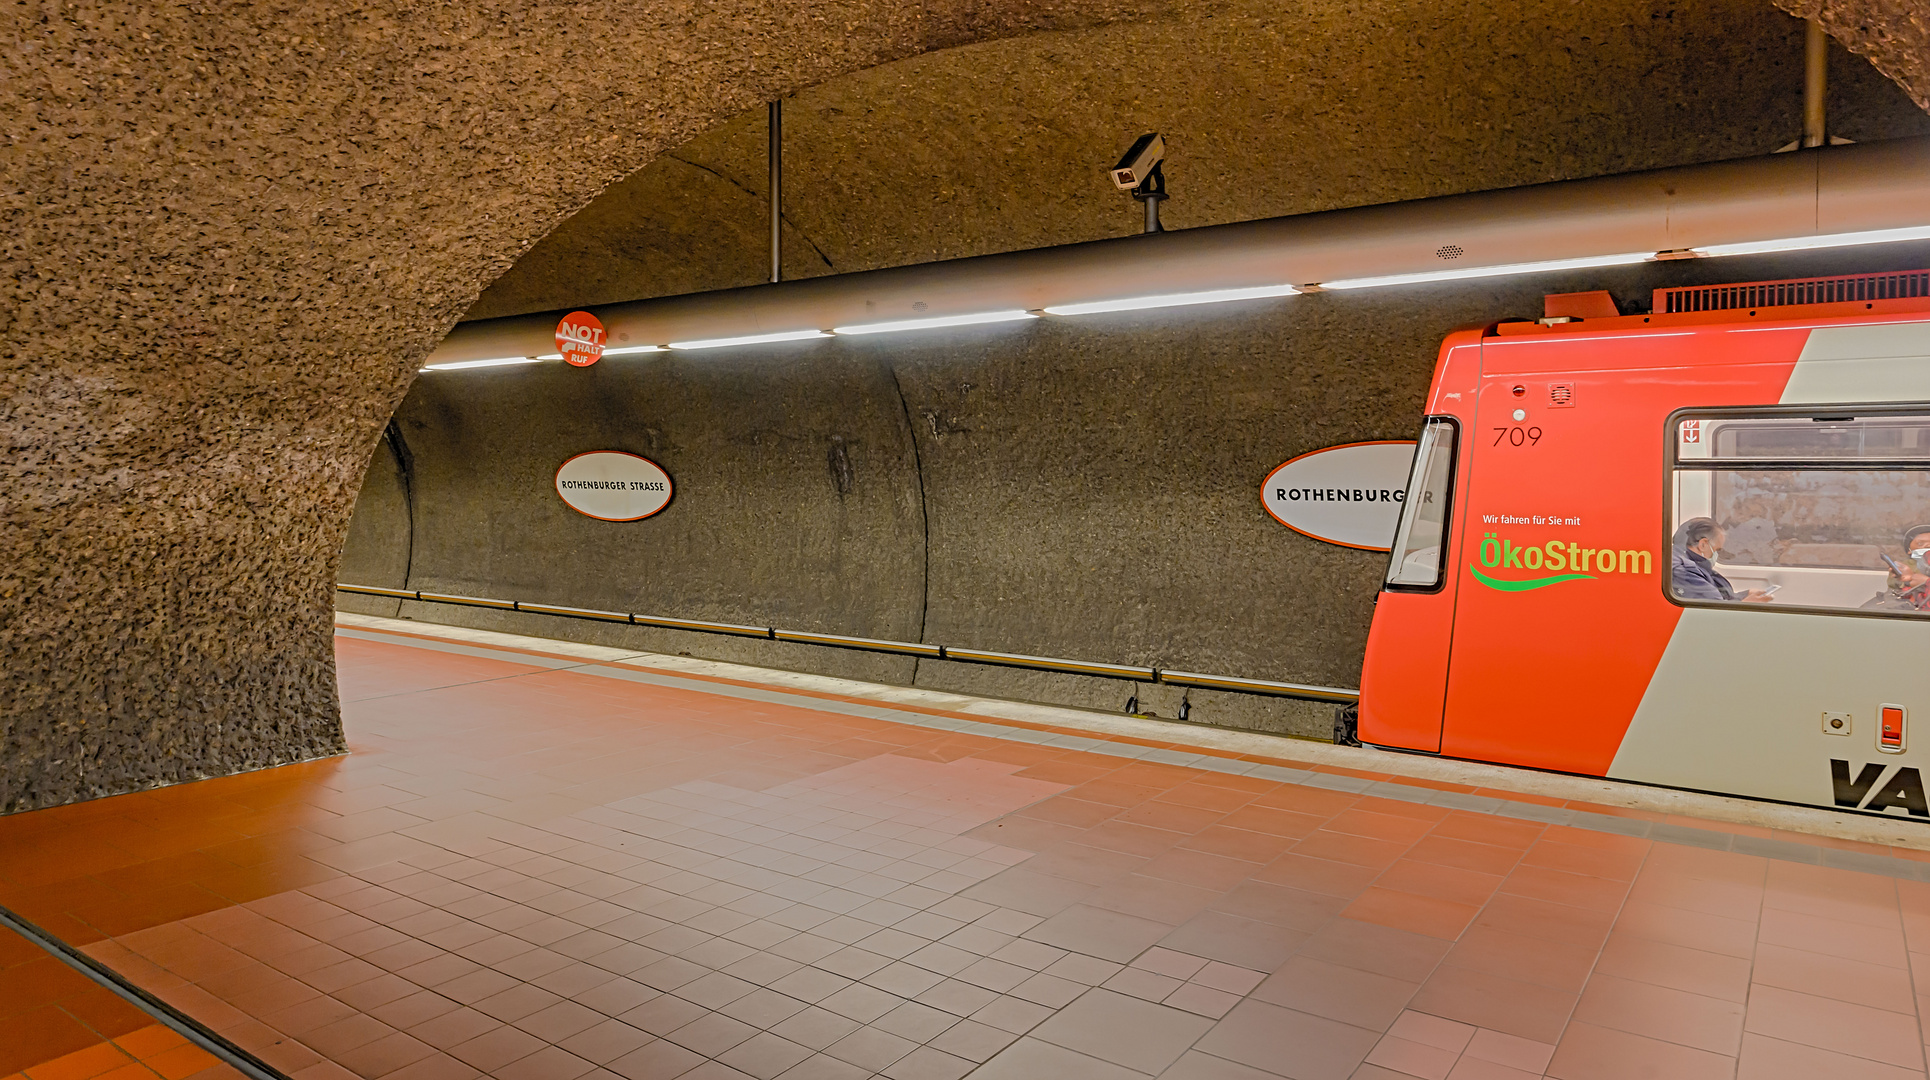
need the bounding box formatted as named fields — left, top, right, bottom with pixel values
left=3, top=623, right=1930, bottom=1079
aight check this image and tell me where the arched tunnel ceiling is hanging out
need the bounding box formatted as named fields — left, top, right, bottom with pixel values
left=469, top=0, right=1930, bottom=321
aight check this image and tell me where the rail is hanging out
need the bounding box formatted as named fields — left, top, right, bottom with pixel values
left=336, top=584, right=1360, bottom=705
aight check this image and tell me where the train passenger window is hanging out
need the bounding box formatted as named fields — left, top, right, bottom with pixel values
left=1385, top=417, right=1458, bottom=590
left=1669, top=411, right=1930, bottom=616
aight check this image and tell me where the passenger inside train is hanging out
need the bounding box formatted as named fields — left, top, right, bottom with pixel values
left=1669, top=413, right=1930, bottom=615
left=1670, top=518, right=1773, bottom=602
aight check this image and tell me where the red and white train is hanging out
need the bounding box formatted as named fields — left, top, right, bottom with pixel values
left=1359, top=268, right=1930, bottom=818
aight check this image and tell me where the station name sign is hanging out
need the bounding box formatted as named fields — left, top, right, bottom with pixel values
left=1261, top=440, right=1417, bottom=551
left=555, top=451, right=673, bottom=521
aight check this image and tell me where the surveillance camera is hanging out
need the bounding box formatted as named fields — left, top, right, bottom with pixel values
left=1111, top=133, right=1165, bottom=190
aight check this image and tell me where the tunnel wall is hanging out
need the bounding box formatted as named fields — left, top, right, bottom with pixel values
left=339, top=242, right=1930, bottom=738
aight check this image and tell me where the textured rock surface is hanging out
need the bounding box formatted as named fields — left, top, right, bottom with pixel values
left=0, top=0, right=1163, bottom=812
left=1778, top=0, right=1930, bottom=113
left=469, top=0, right=1930, bottom=318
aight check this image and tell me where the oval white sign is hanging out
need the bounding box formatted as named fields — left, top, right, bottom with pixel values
left=555, top=451, right=673, bottom=521
left=1261, top=440, right=1417, bottom=551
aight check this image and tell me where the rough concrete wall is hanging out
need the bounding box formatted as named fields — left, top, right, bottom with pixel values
left=342, top=243, right=1930, bottom=739
left=467, top=0, right=1930, bottom=319
left=0, top=0, right=1167, bottom=813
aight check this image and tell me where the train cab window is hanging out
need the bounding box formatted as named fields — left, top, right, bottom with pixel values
left=1385, top=417, right=1458, bottom=590
left=1669, top=411, right=1930, bottom=616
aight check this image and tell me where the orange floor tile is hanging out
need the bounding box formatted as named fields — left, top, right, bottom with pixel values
left=0, top=626, right=1928, bottom=1079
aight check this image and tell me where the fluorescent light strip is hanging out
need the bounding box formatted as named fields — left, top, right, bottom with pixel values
left=1321, top=252, right=1655, bottom=291
left=667, top=330, right=830, bottom=351
left=421, top=356, right=542, bottom=371
left=1693, top=224, right=1930, bottom=258
left=833, top=310, right=1037, bottom=335
left=602, top=345, right=665, bottom=355
left=1043, top=284, right=1298, bottom=317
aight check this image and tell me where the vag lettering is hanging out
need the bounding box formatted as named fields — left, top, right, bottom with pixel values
left=1470, top=532, right=1654, bottom=592
left=1831, top=759, right=1929, bottom=817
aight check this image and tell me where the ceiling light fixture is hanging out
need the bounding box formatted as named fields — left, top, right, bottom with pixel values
left=421, top=356, right=543, bottom=371
left=1043, top=284, right=1299, bottom=316
left=1693, top=224, right=1930, bottom=258
left=602, top=345, right=666, bottom=355
left=1320, top=252, right=1654, bottom=291
left=832, top=310, right=1038, bottom=335
left=667, top=330, right=830, bottom=351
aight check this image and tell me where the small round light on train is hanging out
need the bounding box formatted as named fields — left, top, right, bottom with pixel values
left=1511, top=408, right=1527, bottom=422
left=1511, top=385, right=1526, bottom=397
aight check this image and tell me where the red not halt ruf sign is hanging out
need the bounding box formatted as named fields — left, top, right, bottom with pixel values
left=556, top=311, right=606, bottom=367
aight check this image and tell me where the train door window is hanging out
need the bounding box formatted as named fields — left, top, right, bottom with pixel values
left=1668, top=411, right=1930, bottom=616
left=1385, top=417, right=1458, bottom=590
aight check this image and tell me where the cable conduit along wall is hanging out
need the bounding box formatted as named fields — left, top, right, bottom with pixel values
left=336, top=583, right=1361, bottom=705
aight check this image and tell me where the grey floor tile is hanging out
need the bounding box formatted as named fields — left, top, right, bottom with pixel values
left=1158, top=911, right=1307, bottom=972
left=771, top=933, right=845, bottom=965
left=1427, top=791, right=1501, bottom=813
left=864, top=960, right=947, bottom=998
left=968, top=1036, right=1155, bottom=1080
left=873, top=999, right=960, bottom=1043
left=916, top=978, right=1001, bottom=1018
left=1193, top=1000, right=1378, bottom=1080
left=903, top=941, right=978, bottom=976
left=1029, top=988, right=1215, bottom=1073
left=824, top=1024, right=920, bottom=1070
left=815, top=946, right=894, bottom=980
left=928, top=1017, right=1019, bottom=1062
left=678, top=1061, right=760, bottom=1080
left=618, top=993, right=708, bottom=1035
left=1044, top=953, right=1125, bottom=986
left=961, top=868, right=1098, bottom=918
left=605, top=1037, right=706, bottom=1080
left=769, top=1005, right=864, bottom=1051
left=665, top=1011, right=761, bottom=1057
left=971, top=994, right=1056, bottom=1035
left=769, top=966, right=854, bottom=1003
left=724, top=952, right=806, bottom=987
left=717, top=1031, right=817, bottom=1080
left=1156, top=1049, right=1286, bottom=1079
left=1024, top=904, right=1176, bottom=963
left=880, top=1044, right=976, bottom=1080
left=774, top=1053, right=874, bottom=1080
left=1294, top=918, right=1452, bottom=984
left=1009, top=971, right=1085, bottom=1008
left=818, top=982, right=907, bottom=1023
left=1250, top=955, right=1418, bottom=1030
left=954, top=956, right=1031, bottom=993
left=679, top=971, right=761, bottom=1008
left=718, top=986, right=812, bottom=1029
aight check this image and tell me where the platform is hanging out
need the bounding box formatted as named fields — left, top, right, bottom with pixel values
left=3, top=616, right=1929, bottom=1080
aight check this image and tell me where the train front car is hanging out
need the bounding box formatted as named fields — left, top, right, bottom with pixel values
left=1361, top=272, right=1930, bottom=818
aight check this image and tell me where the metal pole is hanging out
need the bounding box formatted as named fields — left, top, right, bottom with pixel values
left=1803, top=18, right=1827, bottom=149
left=769, top=100, right=782, bottom=283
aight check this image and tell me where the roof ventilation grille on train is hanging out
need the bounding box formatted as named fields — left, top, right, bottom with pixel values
left=1655, top=270, right=1930, bottom=315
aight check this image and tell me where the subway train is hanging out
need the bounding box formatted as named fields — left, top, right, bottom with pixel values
left=1358, top=269, right=1930, bottom=819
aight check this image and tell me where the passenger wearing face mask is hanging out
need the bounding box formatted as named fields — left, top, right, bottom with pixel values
left=1885, top=524, right=1930, bottom=606
left=1671, top=517, right=1772, bottom=603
